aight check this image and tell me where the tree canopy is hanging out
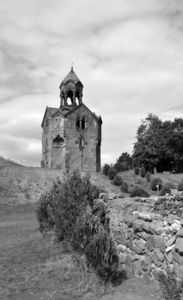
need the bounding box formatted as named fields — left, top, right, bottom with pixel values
left=133, top=113, right=183, bottom=173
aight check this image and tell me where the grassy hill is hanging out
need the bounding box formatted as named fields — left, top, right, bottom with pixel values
left=1, top=157, right=182, bottom=299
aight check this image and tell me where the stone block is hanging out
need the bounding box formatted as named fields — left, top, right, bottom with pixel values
left=133, top=219, right=145, bottom=232
left=154, top=236, right=166, bottom=253
left=173, top=260, right=183, bottom=279
left=108, top=192, right=117, bottom=200
left=166, top=251, right=173, bottom=263
left=134, top=238, right=146, bottom=251
left=176, top=229, right=183, bottom=238
left=173, top=250, right=183, bottom=264
left=136, top=231, right=149, bottom=241
left=166, top=236, right=176, bottom=247
left=175, top=237, right=183, bottom=253
left=138, top=212, right=152, bottom=221
left=150, top=220, right=164, bottom=235
left=167, top=214, right=180, bottom=225
left=170, top=223, right=181, bottom=233
left=147, top=236, right=155, bottom=252
left=152, top=251, right=163, bottom=267
left=125, top=214, right=138, bottom=227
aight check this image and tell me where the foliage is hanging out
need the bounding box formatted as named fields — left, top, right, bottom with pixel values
left=156, top=265, right=183, bottom=300
left=146, top=172, right=151, bottom=182
left=140, top=166, right=146, bottom=178
left=133, top=114, right=183, bottom=173
left=37, top=171, right=124, bottom=284
left=113, top=162, right=125, bottom=173
left=130, top=187, right=150, bottom=198
left=36, top=179, right=61, bottom=232
left=113, top=175, right=123, bottom=186
left=134, top=167, right=140, bottom=175
left=178, top=180, right=183, bottom=191
left=120, top=181, right=128, bottom=193
left=116, top=152, right=133, bottom=170
left=151, top=177, right=163, bottom=191
left=103, top=164, right=110, bottom=176
left=159, top=183, right=175, bottom=196
left=108, top=167, right=117, bottom=180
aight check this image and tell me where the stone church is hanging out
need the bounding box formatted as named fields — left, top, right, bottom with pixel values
left=41, top=67, right=102, bottom=172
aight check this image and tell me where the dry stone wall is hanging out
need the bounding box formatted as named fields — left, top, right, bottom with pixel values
left=102, top=194, right=183, bottom=281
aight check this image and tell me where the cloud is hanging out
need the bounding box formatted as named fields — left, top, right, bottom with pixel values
left=0, top=0, right=183, bottom=166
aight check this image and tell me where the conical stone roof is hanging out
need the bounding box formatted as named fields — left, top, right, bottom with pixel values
left=61, top=67, right=83, bottom=86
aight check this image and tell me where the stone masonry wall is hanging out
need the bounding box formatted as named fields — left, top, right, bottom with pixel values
left=102, top=194, right=183, bottom=281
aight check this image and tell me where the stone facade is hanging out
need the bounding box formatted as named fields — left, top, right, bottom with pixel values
left=41, top=67, right=102, bottom=172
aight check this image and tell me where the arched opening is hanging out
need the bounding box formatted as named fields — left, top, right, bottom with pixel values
left=53, top=135, right=64, bottom=147
left=67, top=90, right=73, bottom=105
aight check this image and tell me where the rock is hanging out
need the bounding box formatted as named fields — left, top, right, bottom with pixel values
left=113, top=232, right=126, bottom=245
left=99, top=193, right=108, bottom=200
left=143, top=221, right=151, bottom=233
left=171, top=189, right=182, bottom=196
left=151, top=213, right=163, bottom=221
left=170, top=223, right=181, bottom=233
left=166, top=251, right=173, bottom=263
left=147, top=236, right=155, bottom=252
left=176, top=229, right=183, bottom=238
left=119, top=252, right=126, bottom=264
left=173, top=250, right=183, bottom=264
left=108, top=192, right=117, bottom=200
left=173, top=260, right=183, bottom=278
left=138, top=212, right=152, bottom=221
left=118, top=244, right=126, bottom=252
left=133, top=219, right=145, bottom=232
left=150, top=220, right=164, bottom=235
left=134, top=238, right=146, bottom=251
left=167, top=214, right=178, bottom=225
left=136, top=231, right=149, bottom=241
left=166, top=236, right=176, bottom=247
left=152, top=252, right=163, bottom=267
left=175, top=237, right=183, bottom=253
left=117, top=192, right=125, bottom=198
left=155, top=249, right=164, bottom=261
left=153, top=236, right=166, bottom=252
left=125, top=214, right=138, bottom=227
left=166, top=244, right=175, bottom=253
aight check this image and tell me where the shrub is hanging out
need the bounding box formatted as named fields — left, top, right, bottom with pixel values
left=140, top=166, right=146, bottom=178
left=103, top=164, right=110, bottom=176
left=108, top=167, right=117, bottom=180
left=146, top=172, right=151, bottom=183
left=113, top=162, right=125, bottom=173
left=156, top=265, right=183, bottom=300
left=159, top=182, right=175, bottom=196
left=134, top=167, right=140, bottom=175
left=130, top=187, right=150, bottom=198
left=178, top=180, right=183, bottom=191
left=120, top=181, right=128, bottom=193
left=113, top=175, right=123, bottom=186
left=151, top=177, right=163, bottom=191
left=36, top=179, right=61, bottom=232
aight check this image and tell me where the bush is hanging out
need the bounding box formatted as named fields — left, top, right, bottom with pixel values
left=159, top=183, right=175, bottom=196
left=103, top=164, right=110, bottom=176
left=36, top=179, right=62, bottom=232
left=108, top=167, right=117, bottom=180
left=151, top=177, right=163, bottom=191
left=156, top=265, right=183, bottom=300
left=134, top=167, right=140, bottom=175
left=37, top=171, right=123, bottom=283
left=178, top=180, right=183, bottom=191
left=146, top=172, right=151, bottom=183
left=113, top=175, right=123, bottom=186
left=140, top=166, right=146, bottom=178
left=120, top=181, right=128, bottom=193
left=113, top=162, right=125, bottom=173
left=130, top=187, right=150, bottom=198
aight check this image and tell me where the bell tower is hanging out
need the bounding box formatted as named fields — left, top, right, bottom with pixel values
left=59, top=66, right=83, bottom=108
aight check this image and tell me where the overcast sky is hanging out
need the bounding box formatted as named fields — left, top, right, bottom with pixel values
left=1, top=0, right=183, bottom=166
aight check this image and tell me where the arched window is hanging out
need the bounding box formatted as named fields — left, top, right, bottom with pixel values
left=76, top=116, right=87, bottom=130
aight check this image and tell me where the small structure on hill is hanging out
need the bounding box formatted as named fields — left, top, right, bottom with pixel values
left=41, top=67, right=102, bottom=172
